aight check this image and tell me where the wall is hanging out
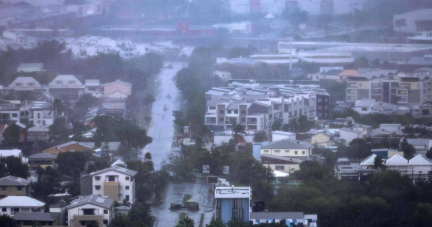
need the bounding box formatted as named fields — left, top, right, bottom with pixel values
left=0, top=186, right=28, bottom=198
left=92, top=171, right=134, bottom=203
left=214, top=134, right=254, bottom=146
left=68, top=204, right=111, bottom=227
left=340, top=130, right=361, bottom=144
left=260, top=148, right=309, bottom=157
left=311, top=133, right=331, bottom=146
left=103, top=83, right=131, bottom=97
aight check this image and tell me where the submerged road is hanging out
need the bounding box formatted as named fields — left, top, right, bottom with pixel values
left=142, top=62, right=185, bottom=170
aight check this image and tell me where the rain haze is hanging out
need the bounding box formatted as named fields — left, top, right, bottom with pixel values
left=1, top=0, right=432, bottom=227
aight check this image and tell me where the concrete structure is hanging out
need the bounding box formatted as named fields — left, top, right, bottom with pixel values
left=340, top=128, right=363, bottom=144
left=28, top=153, right=56, bottom=170
left=250, top=212, right=317, bottom=226
left=0, top=196, right=44, bottom=217
left=67, top=194, right=114, bottom=227
left=379, top=124, right=402, bottom=135
left=394, top=9, right=432, bottom=33
left=0, top=149, right=22, bottom=158
left=102, top=80, right=132, bottom=99
left=371, top=148, right=404, bottom=160
left=215, top=186, right=251, bottom=223
left=80, top=166, right=137, bottom=204
left=48, top=75, right=85, bottom=100
left=27, top=126, right=49, bottom=141
left=0, top=176, right=31, bottom=198
left=17, top=63, right=44, bottom=73
left=336, top=158, right=361, bottom=180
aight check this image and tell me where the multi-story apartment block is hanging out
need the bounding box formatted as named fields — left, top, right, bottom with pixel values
left=67, top=194, right=114, bottom=227
left=205, top=82, right=330, bottom=132
left=80, top=166, right=137, bottom=204
left=346, top=71, right=432, bottom=107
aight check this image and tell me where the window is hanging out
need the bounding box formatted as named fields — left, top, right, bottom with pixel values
left=318, top=98, right=322, bottom=103
left=234, top=110, right=238, bottom=114
left=274, top=150, right=281, bottom=154
left=16, top=83, right=21, bottom=87
left=241, top=110, right=246, bottom=114
left=28, top=83, right=34, bottom=86
left=108, top=176, right=115, bottom=182
left=37, top=113, right=41, bottom=118
left=104, top=210, right=108, bottom=214
left=17, top=186, right=22, bottom=192
left=126, top=186, right=130, bottom=190
left=275, top=165, right=285, bottom=170
left=95, top=176, right=101, bottom=181
left=126, top=176, right=129, bottom=180
left=285, top=150, right=289, bottom=154
left=82, top=209, right=95, bottom=215
left=56, top=81, right=62, bottom=85
left=361, top=107, right=367, bottom=111
left=295, top=151, right=298, bottom=155
left=241, top=118, right=245, bottom=123
left=69, top=81, right=76, bottom=85
left=12, top=113, right=17, bottom=117
left=209, top=106, right=216, bottom=110
left=264, top=150, right=269, bottom=153
left=95, top=185, right=101, bottom=190
left=302, top=151, right=306, bottom=155
left=43, top=120, right=46, bottom=126
left=103, top=220, right=108, bottom=225
left=125, top=195, right=130, bottom=201
left=219, top=110, right=224, bottom=114
left=227, top=110, right=232, bottom=114
left=2, top=208, right=6, bottom=212
left=1, top=186, right=6, bottom=191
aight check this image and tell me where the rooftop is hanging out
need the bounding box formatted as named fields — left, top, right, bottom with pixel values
left=250, top=212, right=305, bottom=220
left=14, top=212, right=59, bottom=222
left=0, top=176, right=31, bottom=186
left=0, top=196, right=44, bottom=207
left=215, top=186, right=251, bottom=199
left=261, top=139, right=311, bottom=150
left=89, top=166, right=137, bottom=177
left=68, top=194, right=113, bottom=210
left=28, top=153, right=56, bottom=160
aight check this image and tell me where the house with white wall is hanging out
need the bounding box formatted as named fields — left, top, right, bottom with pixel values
left=340, top=128, right=363, bottom=144
left=67, top=194, right=114, bottom=227
left=353, top=99, right=375, bottom=114
left=0, top=196, right=44, bottom=217
left=102, top=80, right=132, bottom=99
left=80, top=166, right=137, bottom=204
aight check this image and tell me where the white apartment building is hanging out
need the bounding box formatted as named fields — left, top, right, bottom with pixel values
left=67, top=194, right=114, bottom=227
left=81, top=166, right=137, bottom=204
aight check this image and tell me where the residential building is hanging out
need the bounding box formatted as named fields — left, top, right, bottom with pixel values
left=28, top=153, right=56, bottom=170
left=260, top=139, right=312, bottom=159
left=205, top=82, right=330, bottom=133
left=213, top=71, right=232, bottom=81
left=379, top=124, right=403, bottom=135
left=0, top=149, right=22, bottom=158
left=29, top=101, right=55, bottom=127
left=102, top=80, right=132, bottom=99
left=42, top=141, right=95, bottom=156
left=340, top=128, right=363, bottom=144
left=48, top=75, right=85, bottom=101
left=27, top=126, right=49, bottom=141
left=17, top=63, right=44, bottom=73
left=310, top=132, right=334, bottom=147
left=0, top=176, right=31, bottom=198
left=353, top=99, right=374, bottom=114
left=394, top=9, right=432, bottom=33
left=0, top=102, right=29, bottom=124
left=67, top=194, right=114, bottom=227
left=7, top=76, right=43, bottom=98
left=80, top=166, right=137, bottom=204
left=215, top=186, right=251, bottom=223
left=369, top=128, right=397, bottom=138
left=271, top=131, right=295, bottom=142
left=371, top=148, right=404, bottom=159
left=250, top=212, right=317, bottom=226
left=336, top=158, right=361, bottom=180
left=405, top=138, right=432, bottom=155
left=0, top=196, right=44, bottom=217
left=14, top=212, right=60, bottom=226
left=85, top=79, right=103, bottom=95
left=351, top=123, right=373, bottom=136
left=261, top=153, right=303, bottom=173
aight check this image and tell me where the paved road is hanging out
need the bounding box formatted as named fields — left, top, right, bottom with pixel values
left=142, top=62, right=185, bottom=170
left=152, top=180, right=214, bottom=227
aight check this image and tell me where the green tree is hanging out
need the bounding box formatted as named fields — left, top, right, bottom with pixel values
left=411, top=203, right=432, bottom=227
left=128, top=203, right=153, bottom=227
left=352, top=56, right=369, bottom=69
left=400, top=138, right=416, bottom=160
left=56, top=152, right=88, bottom=178
left=73, top=94, right=99, bottom=120
left=346, top=138, right=372, bottom=159
left=426, top=148, right=432, bottom=160
left=227, top=47, right=251, bottom=59
left=48, top=118, right=69, bottom=141
left=2, top=157, right=29, bottom=179
left=2, top=123, right=20, bottom=144
left=206, top=220, right=225, bottom=227
left=283, top=8, right=309, bottom=28
left=271, top=119, right=282, bottom=131
left=253, top=131, right=268, bottom=143
left=32, top=166, right=62, bottom=201
left=0, top=214, right=16, bottom=227
left=177, top=217, right=194, bottom=227
left=86, top=222, right=99, bottom=227
left=374, top=155, right=384, bottom=169
left=109, top=214, right=131, bottom=227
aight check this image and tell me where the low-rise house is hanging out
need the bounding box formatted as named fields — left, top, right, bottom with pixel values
left=27, top=126, right=49, bottom=141
left=408, top=154, right=432, bottom=181
left=213, top=71, right=232, bottom=80
left=114, top=206, right=131, bottom=216
left=351, top=123, right=373, bottom=136
left=340, top=128, right=363, bottom=144
left=215, top=187, right=251, bottom=223
left=0, top=196, right=44, bottom=217
left=67, top=194, right=114, bottom=227
left=85, top=79, right=103, bottom=95
left=17, top=63, right=44, bottom=73
left=48, top=75, right=85, bottom=101
left=369, top=128, right=397, bottom=138
left=371, top=148, right=404, bottom=159
left=42, top=141, right=95, bottom=156
left=260, top=139, right=312, bottom=159
left=80, top=166, right=137, bottom=204
left=271, top=131, right=295, bottom=142
left=250, top=212, right=317, bottom=226
left=260, top=153, right=303, bottom=173
left=384, top=154, right=409, bottom=172
left=14, top=212, right=60, bottom=226
left=336, top=158, right=361, bottom=180
left=28, top=153, right=56, bottom=170
left=354, top=99, right=375, bottom=114
left=380, top=124, right=403, bottom=135
left=0, top=176, right=31, bottom=198
left=102, top=80, right=132, bottom=99
left=310, top=132, right=334, bottom=147
left=405, top=139, right=432, bottom=155
left=7, top=77, right=43, bottom=99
